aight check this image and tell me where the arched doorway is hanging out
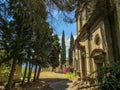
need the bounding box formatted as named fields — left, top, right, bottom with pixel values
left=90, top=49, right=106, bottom=83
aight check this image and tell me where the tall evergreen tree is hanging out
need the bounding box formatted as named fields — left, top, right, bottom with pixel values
left=1, top=0, right=49, bottom=89
left=60, top=31, right=66, bottom=65
left=68, top=33, right=74, bottom=65
left=48, top=34, right=60, bottom=68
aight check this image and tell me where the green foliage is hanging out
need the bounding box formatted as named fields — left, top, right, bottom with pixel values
left=22, top=66, right=28, bottom=78
left=68, top=33, right=74, bottom=65
left=45, top=0, right=90, bottom=23
left=97, top=62, right=120, bottom=90
left=79, top=61, right=120, bottom=90
left=46, top=0, right=88, bottom=12
left=0, top=0, right=61, bottom=88
left=0, top=63, right=11, bottom=74
left=60, top=31, right=66, bottom=64
left=66, top=72, right=76, bottom=79
left=48, top=34, right=60, bottom=68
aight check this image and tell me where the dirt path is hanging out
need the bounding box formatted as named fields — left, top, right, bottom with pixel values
left=40, top=72, right=67, bottom=79
left=0, top=71, right=77, bottom=90
left=50, top=79, right=72, bottom=90
left=40, top=71, right=74, bottom=90
left=22, top=78, right=70, bottom=90
left=24, top=71, right=74, bottom=90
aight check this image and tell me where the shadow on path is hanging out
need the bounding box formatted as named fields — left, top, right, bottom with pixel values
left=49, top=79, right=72, bottom=90
left=11, top=78, right=72, bottom=90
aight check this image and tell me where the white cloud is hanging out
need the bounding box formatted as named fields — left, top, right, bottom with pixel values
left=65, top=37, right=70, bottom=48
left=58, top=35, right=62, bottom=45
left=65, top=38, right=70, bottom=58
left=58, top=35, right=70, bottom=47
left=73, top=35, right=77, bottom=40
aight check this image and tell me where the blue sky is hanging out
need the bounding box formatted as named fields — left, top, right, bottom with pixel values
left=47, top=10, right=76, bottom=37
left=47, top=10, right=76, bottom=58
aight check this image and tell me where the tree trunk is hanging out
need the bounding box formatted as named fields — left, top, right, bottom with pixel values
left=33, top=64, right=37, bottom=81
left=5, top=59, right=17, bottom=90
left=36, top=66, right=41, bottom=80
left=27, top=63, right=33, bottom=83
left=22, top=61, right=28, bottom=86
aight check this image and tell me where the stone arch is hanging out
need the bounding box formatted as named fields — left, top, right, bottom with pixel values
left=90, top=49, right=106, bottom=63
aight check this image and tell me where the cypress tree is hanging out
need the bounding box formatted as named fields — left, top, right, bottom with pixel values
left=60, top=31, right=66, bottom=65
left=68, top=33, right=74, bottom=65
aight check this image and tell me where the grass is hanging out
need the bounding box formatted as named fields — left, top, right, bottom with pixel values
left=65, top=72, right=76, bottom=80
left=40, top=71, right=77, bottom=81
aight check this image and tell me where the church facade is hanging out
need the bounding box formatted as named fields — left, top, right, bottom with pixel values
left=73, top=0, right=120, bottom=88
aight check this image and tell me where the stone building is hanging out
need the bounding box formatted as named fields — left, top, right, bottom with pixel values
left=73, top=0, right=120, bottom=88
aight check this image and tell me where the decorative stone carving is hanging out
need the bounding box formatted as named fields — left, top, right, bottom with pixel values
left=94, top=34, right=101, bottom=45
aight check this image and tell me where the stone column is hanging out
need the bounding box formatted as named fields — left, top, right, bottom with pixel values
left=78, top=49, right=82, bottom=79
left=76, top=15, right=81, bottom=35
left=114, top=0, right=120, bottom=56
left=85, top=40, right=91, bottom=75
